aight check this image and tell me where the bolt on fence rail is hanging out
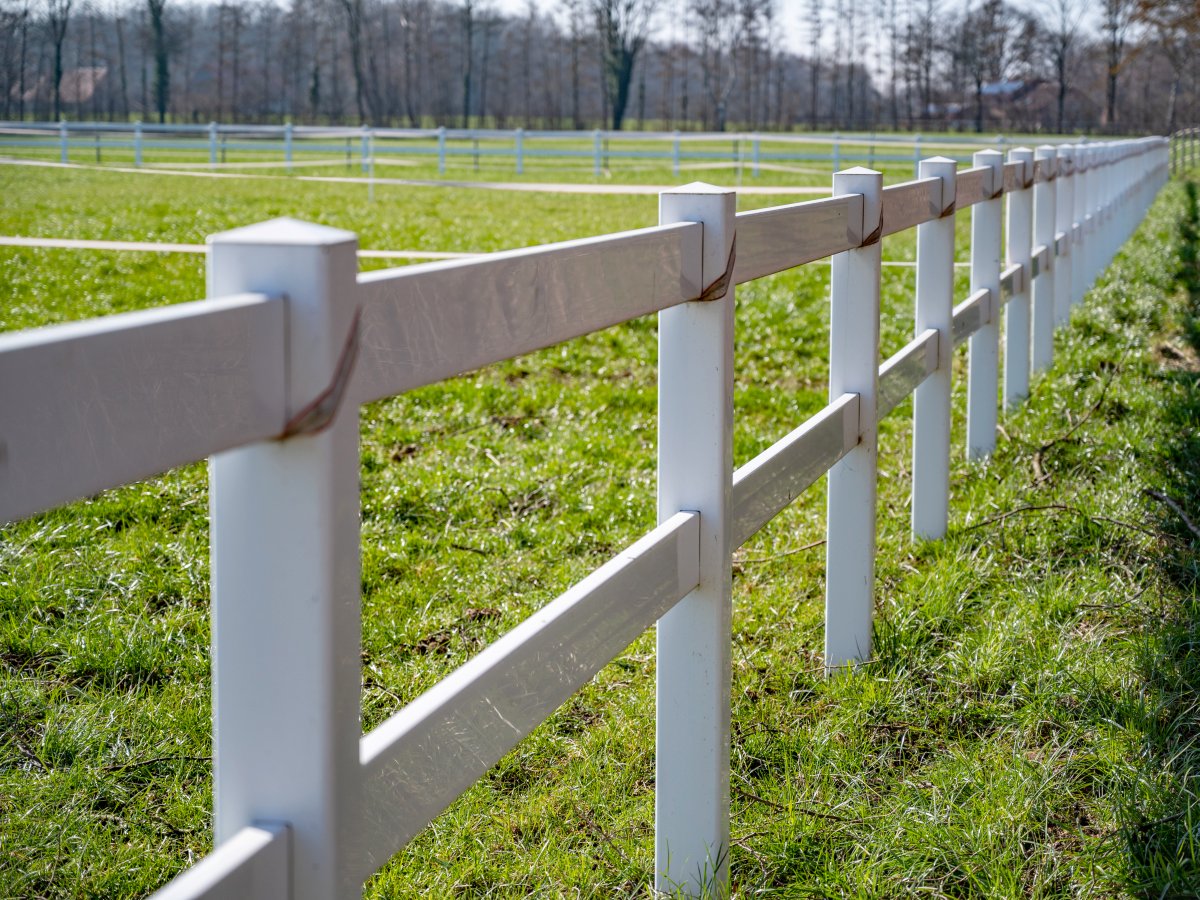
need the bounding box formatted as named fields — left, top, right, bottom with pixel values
left=0, top=135, right=1169, bottom=899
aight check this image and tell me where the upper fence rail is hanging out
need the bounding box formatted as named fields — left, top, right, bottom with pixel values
left=0, top=134, right=1169, bottom=900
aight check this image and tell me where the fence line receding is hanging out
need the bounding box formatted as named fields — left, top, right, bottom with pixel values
left=0, top=135, right=1170, bottom=899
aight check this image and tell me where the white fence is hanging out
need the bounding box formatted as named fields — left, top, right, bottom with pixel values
left=0, top=120, right=1099, bottom=179
left=1173, top=126, right=1200, bottom=174
left=0, top=136, right=1168, bottom=899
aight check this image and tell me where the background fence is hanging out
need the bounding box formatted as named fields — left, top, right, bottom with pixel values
left=0, top=120, right=1111, bottom=180
left=0, top=135, right=1169, bottom=899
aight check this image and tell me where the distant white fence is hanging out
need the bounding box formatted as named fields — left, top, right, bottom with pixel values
left=1172, top=126, right=1200, bottom=174
left=0, top=137, right=1168, bottom=899
left=0, top=120, right=1101, bottom=179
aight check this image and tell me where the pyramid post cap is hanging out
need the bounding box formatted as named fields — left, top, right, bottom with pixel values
left=208, top=217, right=357, bottom=247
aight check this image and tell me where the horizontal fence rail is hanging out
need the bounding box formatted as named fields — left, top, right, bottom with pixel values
left=0, top=135, right=1169, bottom=899
left=1, top=120, right=1121, bottom=179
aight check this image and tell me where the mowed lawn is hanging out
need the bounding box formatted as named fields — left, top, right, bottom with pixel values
left=1, top=162, right=1199, bottom=898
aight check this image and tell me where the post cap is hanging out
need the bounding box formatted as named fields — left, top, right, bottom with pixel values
left=208, top=217, right=357, bottom=248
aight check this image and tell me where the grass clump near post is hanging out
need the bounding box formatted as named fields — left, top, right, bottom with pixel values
left=1, top=168, right=1200, bottom=897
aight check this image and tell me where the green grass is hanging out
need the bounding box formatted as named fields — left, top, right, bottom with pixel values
left=2, top=163, right=1199, bottom=898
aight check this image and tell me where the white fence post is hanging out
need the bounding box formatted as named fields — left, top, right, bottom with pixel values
left=134, top=120, right=143, bottom=167
left=207, top=219, right=363, bottom=900
left=437, top=126, right=447, bottom=175
left=59, top=120, right=68, bottom=163
left=672, top=130, right=681, bottom=177
left=825, top=166, right=882, bottom=668
left=752, top=132, right=760, bottom=177
left=285, top=122, right=294, bottom=174
left=1031, top=145, right=1057, bottom=373
left=1055, top=145, right=1075, bottom=318
left=832, top=132, right=841, bottom=171
left=1071, top=144, right=1087, bottom=307
left=360, top=124, right=370, bottom=173
left=912, top=135, right=922, bottom=178
left=656, top=182, right=736, bottom=898
left=1085, top=145, right=1099, bottom=291
left=912, top=156, right=956, bottom=540
left=515, top=128, right=524, bottom=175
left=209, top=121, right=218, bottom=170
left=1003, top=147, right=1034, bottom=408
left=593, top=129, right=603, bottom=177
left=966, top=150, right=1003, bottom=459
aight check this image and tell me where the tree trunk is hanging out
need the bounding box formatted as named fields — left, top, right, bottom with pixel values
left=148, top=1, right=170, bottom=124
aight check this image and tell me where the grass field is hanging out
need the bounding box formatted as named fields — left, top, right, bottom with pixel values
left=1, top=160, right=1199, bottom=898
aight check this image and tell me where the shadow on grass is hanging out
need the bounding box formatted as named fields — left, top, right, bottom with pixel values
left=1123, top=178, right=1200, bottom=898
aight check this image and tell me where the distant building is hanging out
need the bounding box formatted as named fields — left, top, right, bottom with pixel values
left=10, top=67, right=110, bottom=114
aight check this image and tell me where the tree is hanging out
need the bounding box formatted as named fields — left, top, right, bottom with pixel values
left=460, top=0, right=475, bottom=125
left=1102, top=0, right=1136, bottom=127
left=804, top=0, right=821, bottom=128
left=592, top=0, right=657, bottom=130
left=146, top=0, right=168, bottom=122
left=1041, top=0, right=1083, bottom=133
left=45, top=0, right=73, bottom=120
left=692, top=0, right=740, bottom=129
left=336, top=0, right=371, bottom=122
left=953, top=0, right=1020, bottom=133
left=1133, top=0, right=1197, bottom=132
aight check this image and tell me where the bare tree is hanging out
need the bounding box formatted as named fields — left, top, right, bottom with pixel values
left=336, top=0, right=370, bottom=121
left=45, top=0, right=73, bottom=119
left=1103, top=0, right=1136, bottom=128
left=692, top=0, right=739, bottom=129
left=0, top=1, right=32, bottom=119
left=592, top=0, right=657, bottom=129
left=954, top=0, right=1020, bottom=133
left=145, top=0, right=167, bottom=122
left=1135, top=0, right=1200, bottom=133
left=805, top=0, right=821, bottom=128
left=460, top=0, right=475, bottom=125
left=1041, top=0, right=1083, bottom=133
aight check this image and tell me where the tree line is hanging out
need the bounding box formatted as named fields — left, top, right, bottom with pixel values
left=0, top=0, right=1197, bottom=134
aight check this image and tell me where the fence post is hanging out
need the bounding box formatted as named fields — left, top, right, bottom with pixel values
left=912, top=135, right=922, bottom=178
left=912, top=156, right=957, bottom=541
left=1003, top=147, right=1034, bottom=408
left=59, top=120, right=68, bottom=164
left=825, top=166, right=882, bottom=668
left=1084, top=145, right=1098, bottom=293
left=1031, top=145, right=1057, bottom=372
left=656, top=183, right=736, bottom=898
left=673, top=130, right=681, bottom=177
left=437, top=126, right=447, bottom=176
left=134, top=120, right=143, bottom=167
left=360, top=124, right=370, bottom=173
left=209, top=121, right=218, bottom=170
left=208, top=218, right=362, bottom=900
left=593, top=129, right=602, bottom=178
left=515, top=127, right=524, bottom=175
left=285, top=122, right=294, bottom=174
left=752, top=132, right=760, bottom=177
left=1055, top=144, right=1075, bottom=318
left=1071, top=145, right=1087, bottom=306
left=966, top=150, right=1003, bottom=459
left=832, top=132, right=841, bottom=171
